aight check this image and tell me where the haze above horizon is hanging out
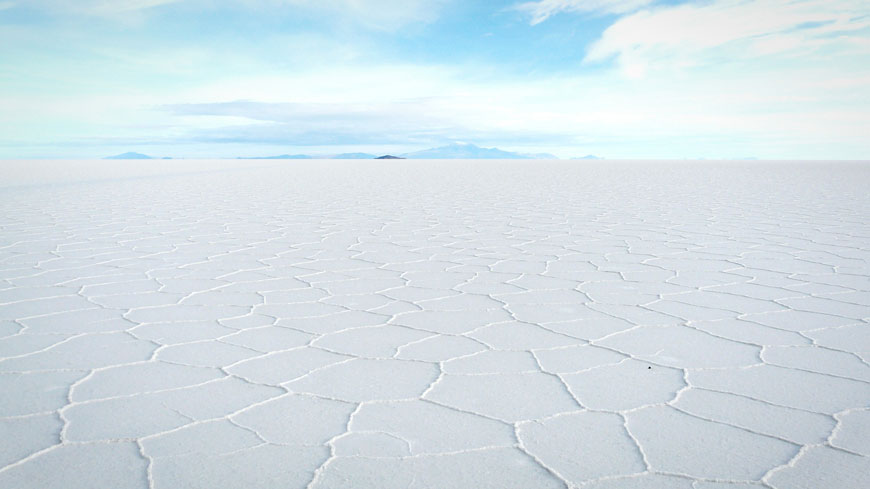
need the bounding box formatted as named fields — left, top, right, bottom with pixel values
left=1, top=0, right=868, bottom=159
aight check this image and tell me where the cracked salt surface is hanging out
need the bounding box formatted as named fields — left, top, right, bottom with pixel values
left=1, top=159, right=869, bottom=488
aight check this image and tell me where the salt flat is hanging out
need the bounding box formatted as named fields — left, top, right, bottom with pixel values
left=1, top=159, right=869, bottom=488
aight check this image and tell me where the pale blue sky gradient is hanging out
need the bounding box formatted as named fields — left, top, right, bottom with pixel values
left=1, top=0, right=868, bottom=158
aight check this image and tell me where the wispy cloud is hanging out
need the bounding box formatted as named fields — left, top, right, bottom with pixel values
left=584, top=0, right=870, bottom=77
left=22, top=0, right=449, bottom=29
left=163, top=99, right=459, bottom=145
left=278, top=0, right=450, bottom=30
left=24, top=0, right=183, bottom=14
left=516, top=0, right=653, bottom=25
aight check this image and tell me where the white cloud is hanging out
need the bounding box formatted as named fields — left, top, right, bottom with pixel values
left=584, top=0, right=870, bottom=76
left=145, top=57, right=870, bottom=158
left=3, top=60, right=870, bottom=158
left=516, top=0, right=653, bottom=25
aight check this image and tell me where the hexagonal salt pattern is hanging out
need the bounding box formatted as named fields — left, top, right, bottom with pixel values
left=1, top=159, right=869, bottom=488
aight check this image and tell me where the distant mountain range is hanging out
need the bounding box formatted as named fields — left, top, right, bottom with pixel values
left=571, top=155, right=603, bottom=160
left=333, top=153, right=377, bottom=159
left=402, top=143, right=556, bottom=159
left=105, top=152, right=156, bottom=160
left=107, top=143, right=563, bottom=160
left=245, top=154, right=312, bottom=159
left=239, top=144, right=553, bottom=160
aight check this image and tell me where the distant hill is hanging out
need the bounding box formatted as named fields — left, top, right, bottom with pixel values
left=331, top=153, right=376, bottom=159
left=572, top=155, right=603, bottom=160
left=375, top=155, right=405, bottom=159
left=246, top=154, right=312, bottom=159
left=523, top=152, right=560, bottom=159
left=403, top=143, right=556, bottom=159
left=105, top=152, right=155, bottom=160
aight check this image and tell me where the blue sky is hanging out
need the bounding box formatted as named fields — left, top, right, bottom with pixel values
left=1, top=0, right=869, bottom=159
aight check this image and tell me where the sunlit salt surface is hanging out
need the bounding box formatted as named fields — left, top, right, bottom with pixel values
left=1, top=159, right=869, bottom=488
